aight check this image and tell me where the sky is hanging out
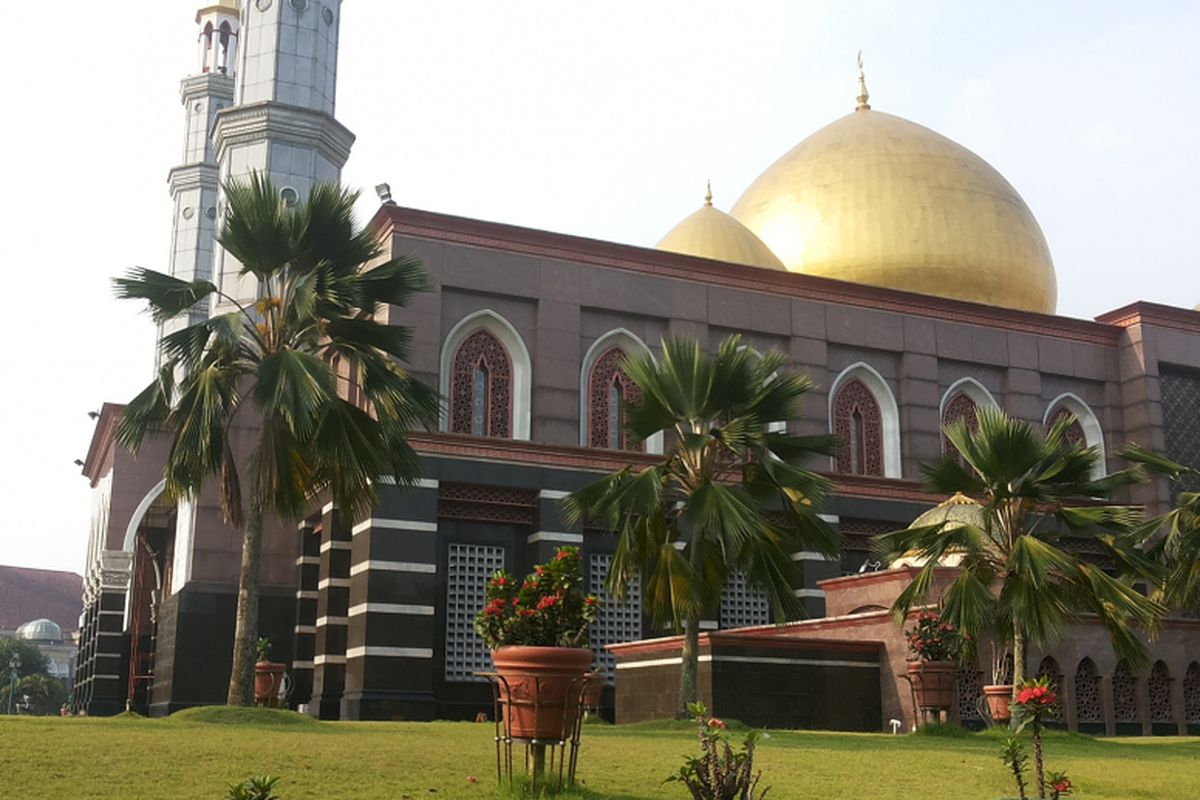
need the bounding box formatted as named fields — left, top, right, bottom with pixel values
left=1, top=1, right=1197, bottom=575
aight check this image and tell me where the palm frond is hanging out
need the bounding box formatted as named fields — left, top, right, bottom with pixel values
left=113, top=268, right=217, bottom=323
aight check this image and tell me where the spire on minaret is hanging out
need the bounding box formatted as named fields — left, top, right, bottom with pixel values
left=856, top=50, right=871, bottom=111
left=704, top=179, right=713, bottom=207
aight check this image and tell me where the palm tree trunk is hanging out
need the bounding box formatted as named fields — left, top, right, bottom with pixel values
left=227, top=498, right=264, bottom=706
left=677, top=608, right=700, bottom=719
left=1010, top=619, right=1026, bottom=731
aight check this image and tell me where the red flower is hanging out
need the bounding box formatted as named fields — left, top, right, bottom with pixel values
left=706, top=717, right=727, bottom=730
left=555, top=549, right=573, bottom=561
left=584, top=596, right=598, bottom=606
left=491, top=576, right=508, bottom=588
left=535, top=566, right=545, bottom=575
left=518, top=608, right=536, bottom=617
left=537, top=595, right=559, bottom=610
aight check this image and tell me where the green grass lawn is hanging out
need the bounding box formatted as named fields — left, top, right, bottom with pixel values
left=1, top=709, right=1196, bottom=799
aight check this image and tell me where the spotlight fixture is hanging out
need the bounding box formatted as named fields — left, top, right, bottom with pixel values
left=88, top=411, right=100, bottom=420
left=375, top=182, right=395, bottom=205
left=73, top=459, right=85, bottom=467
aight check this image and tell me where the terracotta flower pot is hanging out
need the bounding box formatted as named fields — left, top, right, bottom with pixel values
left=907, top=660, right=956, bottom=710
left=983, top=684, right=1014, bottom=722
left=254, top=661, right=286, bottom=705
left=492, top=646, right=593, bottom=741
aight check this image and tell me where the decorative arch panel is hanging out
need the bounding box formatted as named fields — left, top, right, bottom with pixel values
left=449, top=328, right=513, bottom=438
left=587, top=347, right=643, bottom=451
left=942, top=391, right=980, bottom=459
left=1185, top=662, right=1200, bottom=725
left=1049, top=407, right=1087, bottom=449
left=833, top=378, right=884, bottom=476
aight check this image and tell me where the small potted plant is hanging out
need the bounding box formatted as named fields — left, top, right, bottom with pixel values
left=983, top=642, right=1015, bottom=723
left=475, top=547, right=601, bottom=740
left=253, top=638, right=286, bottom=707
left=903, top=609, right=961, bottom=711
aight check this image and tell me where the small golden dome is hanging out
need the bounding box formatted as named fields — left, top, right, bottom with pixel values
left=730, top=108, right=1058, bottom=313
left=891, top=493, right=983, bottom=568
left=656, top=183, right=786, bottom=271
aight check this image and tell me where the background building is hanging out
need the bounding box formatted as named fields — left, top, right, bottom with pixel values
left=74, top=1, right=1200, bottom=731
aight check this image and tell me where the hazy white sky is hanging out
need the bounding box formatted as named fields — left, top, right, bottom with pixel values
left=2, top=1, right=1197, bottom=574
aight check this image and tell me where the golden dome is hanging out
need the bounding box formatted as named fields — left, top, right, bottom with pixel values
left=730, top=106, right=1058, bottom=313
left=657, top=184, right=786, bottom=271
left=891, top=493, right=983, bottom=568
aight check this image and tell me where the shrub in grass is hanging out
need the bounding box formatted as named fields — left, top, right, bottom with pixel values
left=1005, top=677, right=1071, bottom=800
left=227, top=775, right=281, bottom=800
left=665, top=702, right=767, bottom=800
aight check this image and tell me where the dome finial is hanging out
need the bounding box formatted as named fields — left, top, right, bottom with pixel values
left=704, top=179, right=713, bottom=207
left=856, top=50, right=871, bottom=111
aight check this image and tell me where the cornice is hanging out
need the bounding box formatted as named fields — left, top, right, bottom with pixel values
left=372, top=205, right=1123, bottom=347
left=212, top=102, right=356, bottom=169
left=1095, top=301, right=1200, bottom=335
left=167, top=162, right=220, bottom=194
left=407, top=432, right=936, bottom=503
left=179, top=73, right=235, bottom=103
left=81, top=403, right=125, bottom=486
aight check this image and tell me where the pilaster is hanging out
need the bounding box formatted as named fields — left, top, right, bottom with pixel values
left=290, top=519, right=321, bottom=707
left=307, top=507, right=350, bottom=719
left=341, top=480, right=441, bottom=720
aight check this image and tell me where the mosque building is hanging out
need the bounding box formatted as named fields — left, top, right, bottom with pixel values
left=75, top=2, right=1200, bottom=733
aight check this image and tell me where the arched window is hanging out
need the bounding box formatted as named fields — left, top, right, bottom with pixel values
left=1074, top=658, right=1102, bottom=724
left=833, top=379, right=884, bottom=476
left=1112, top=659, right=1138, bottom=723
left=587, top=347, right=642, bottom=451
left=942, top=392, right=979, bottom=459
left=441, top=311, right=531, bottom=440
left=829, top=363, right=901, bottom=478
left=1044, top=394, right=1106, bottom=478
left=1185, top=662, right=1200, bottom=725
left=1049, top=407, right=1087, bottom=449
left=1149, top=661, right=1173, bottom=724
left=450, top=329, right=512, bottom=438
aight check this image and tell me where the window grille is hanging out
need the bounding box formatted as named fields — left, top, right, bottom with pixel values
left=589, top=554, right=642, bottom=683
left=445, top=543, right=505, bottom=682
left=720, top=571, right=770, bottom=629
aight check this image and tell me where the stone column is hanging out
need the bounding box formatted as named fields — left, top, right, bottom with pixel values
left=1100, top=674, right=1116, bottom=737
left=528, top=489, right=583, bottom=564
left=340, top=480, right=440, bottom=721
left=307, top=507, right=350, bottom=719
left=1170, top=675, right=1187, bottom=736
left=791, top=514, right=841, bottom=618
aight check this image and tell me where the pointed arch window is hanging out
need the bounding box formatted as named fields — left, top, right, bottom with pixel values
left=588, top=347, right=642, bottom=450
left=1049, top=407, right=1087, bottom=449
left=833, top=379, right=883, bottom=476
left=942, top=392, right=980, bottom=459
left=450, top=329, right=512, bottom=438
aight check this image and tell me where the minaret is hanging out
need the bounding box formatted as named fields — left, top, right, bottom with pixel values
left=211, top=0, right=356, bottom=308
left=161, top=0, right=241, bottom=342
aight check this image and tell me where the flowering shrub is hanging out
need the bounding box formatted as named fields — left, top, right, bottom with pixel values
left=1006, top=677, right=1066, bottom=800
left=904, top=610, right=962, bottom=662
left=474, top=547, right=600, bottom=649
left=665, top=702, right=768, bottom=800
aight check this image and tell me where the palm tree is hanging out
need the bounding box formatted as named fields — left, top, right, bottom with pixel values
left=874, top=407, right=1164, bottom=705
left=561, top=334, right=839, bottom=717
left=1122, top=445, right=1200, bottom=612
left=113, top=173, right=439, bottom=706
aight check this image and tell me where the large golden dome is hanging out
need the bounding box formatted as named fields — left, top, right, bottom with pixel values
left=730, top=102, right=1057, bottom=313
left=657, top=185, right=785, bottom=270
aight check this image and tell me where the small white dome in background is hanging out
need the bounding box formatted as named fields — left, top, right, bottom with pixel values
left=16, top=618, right=64, bottom=643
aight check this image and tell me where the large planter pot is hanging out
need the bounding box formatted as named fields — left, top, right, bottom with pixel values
left=492, top=646, right=593, bottom=741
left=254, top=661, right=286, bottom=706
left=906, top=660, right=956, bottom=710
left=983, top=684, right=1014, bottom=722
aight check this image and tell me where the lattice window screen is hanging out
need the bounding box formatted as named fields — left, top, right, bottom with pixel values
left=1074, top=659, right=1103, bottom=723
left=445, top=543, right=506, bottom=682
left=1112, top=659, right=1139, bottom=723
left=720, top=572, right=770, bottom=629
left=1185, top=662, right=1200, bottom=724
left=1161, top=369, right=1200, bottom=503
left=956, top=668, right=983, bottom=721
left=1149, top=661, right=1173, bottom=723
left=589, top=554, right=642, bottom=683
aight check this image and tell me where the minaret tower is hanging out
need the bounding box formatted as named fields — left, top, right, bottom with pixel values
left=211, top=0, right=356, bottom=307
left=162, top=0, right=241, bottom=340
